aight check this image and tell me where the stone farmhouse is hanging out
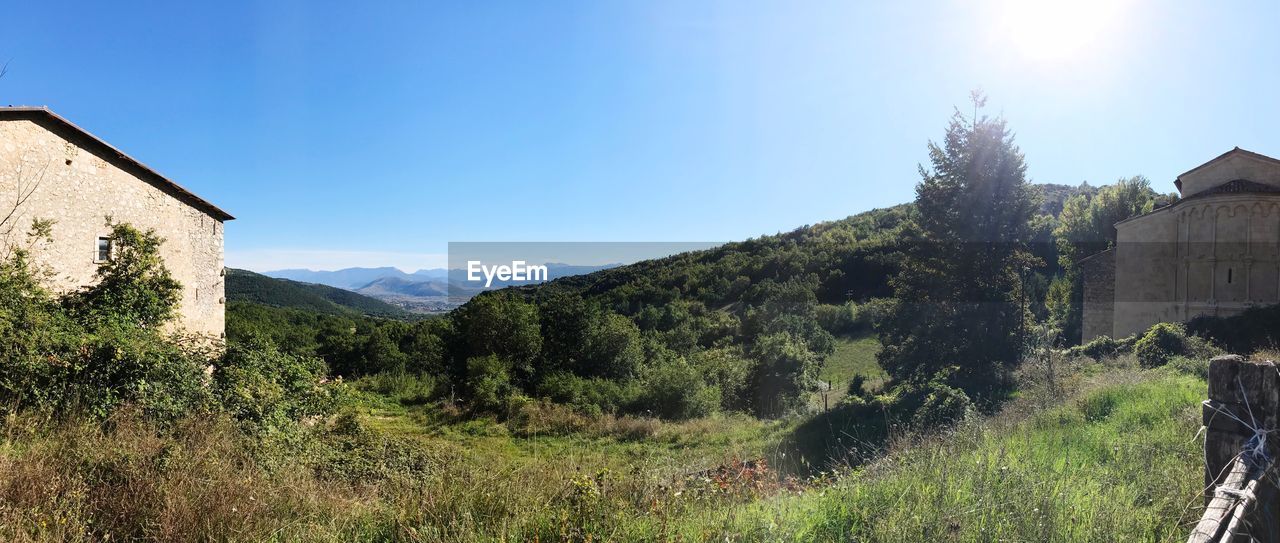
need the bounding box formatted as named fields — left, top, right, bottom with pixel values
left=0, top=106, right=232, bottom=338
left=1082, top=148, right=1280, bottom=342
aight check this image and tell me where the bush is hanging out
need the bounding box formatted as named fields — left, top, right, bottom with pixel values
left=1166, top=355, right=1209, bottom=378
left=352, top=371, right=437, bottom=406
left=0, top=245, right=211, bottom=423
left=1133, top=323, right=1187, bottom=368
left=911, top=382, right=972, bottom=428
left=1187, top=303, right=1280, bottom=354
left=536, top=372, right=636, bottom=415
left=632, top=360, right=720, bottom=420
left=465, top=355, right=514, bottom=413
left=213, top=339, right=340, bottom=435
left=816, top=303, right=858, bottom=335
left=1066, top=334, right=1137, bottom=360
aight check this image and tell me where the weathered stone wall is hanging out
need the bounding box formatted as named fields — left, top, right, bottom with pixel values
left=0, top=118, right=225, bottom=338
left=1101, top=193, right=1280, bottom=340
left=1080, top=249, right=1114, bottom=342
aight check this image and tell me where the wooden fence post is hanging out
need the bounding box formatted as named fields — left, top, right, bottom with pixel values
left=1189, top=354, right=1280, bottom=543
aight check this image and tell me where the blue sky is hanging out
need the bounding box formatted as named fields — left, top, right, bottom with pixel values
left=3, top=1, right=1279, bottom=271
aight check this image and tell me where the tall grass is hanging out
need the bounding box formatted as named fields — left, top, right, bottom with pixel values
left=0, top=366, right=1208, bottom=542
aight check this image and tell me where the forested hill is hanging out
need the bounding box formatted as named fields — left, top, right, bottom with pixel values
left=225, top=268, right=413, bottom=319
left=543, top=204, right=914, bottom=310
left=528, top=182, right=1085, bottom=313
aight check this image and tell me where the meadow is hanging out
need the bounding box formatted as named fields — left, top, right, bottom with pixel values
left=0, top=348, right=1211, bottom=542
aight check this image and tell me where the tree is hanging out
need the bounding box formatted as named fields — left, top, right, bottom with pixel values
left=750, top=331, right=822, bottom=417
left=1049, top=176, right=1160, bottom=343
left=581, top=312, right=644, bottom=379
left=64, top=221, right=182, bottom=329
left=451, top=290, right=542, bottom=385
left=877, top=93, right=1039, bottom=398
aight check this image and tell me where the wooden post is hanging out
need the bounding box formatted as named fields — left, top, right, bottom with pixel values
left=1190, top=355, right=1280, bottom=543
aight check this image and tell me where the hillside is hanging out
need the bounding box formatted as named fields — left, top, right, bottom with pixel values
left=357, top=276, right=451, bottom=297
left=265, top=267, right=448, bottom=290
left=225, top=268, right=413, bottom=319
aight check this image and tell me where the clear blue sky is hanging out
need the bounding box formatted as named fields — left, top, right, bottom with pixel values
left=3, top=1, right=1279, bottom=271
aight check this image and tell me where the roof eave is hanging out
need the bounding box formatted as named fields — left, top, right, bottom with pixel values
left=0, top=106, right=234, bottom=222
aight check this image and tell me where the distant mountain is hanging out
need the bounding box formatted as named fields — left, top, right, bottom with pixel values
left=226, top=268, right=413, bottom=319
left=263, top=267, right=419, bottom=290
left=356, top=276, right=451, bottom=298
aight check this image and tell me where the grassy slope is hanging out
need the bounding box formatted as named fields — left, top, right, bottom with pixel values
left=343, top=362, right=1205, bottom=541
left=821, top=334, right=885, bottom=393
left=225, top=268, right=412, bottom=319
left=0, top=365, right=1206, bottom=541
left=680, top=369, right=1206, bottom=541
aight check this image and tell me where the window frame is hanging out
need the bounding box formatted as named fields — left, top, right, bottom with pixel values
left=95, top=236, right=113, bottom=263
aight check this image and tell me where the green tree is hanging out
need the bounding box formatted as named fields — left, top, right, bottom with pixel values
left=581, top=312, right=645, bottom=379
left=877, top=94, right=1039, bottom=397
left=1050, top=176, right=1160, bottom=343
left=451, top=291, right=542, bottom=384
left=751, top=331, right=822, bottom=417
left=465, top=354, right=513, bottom=412
left=64, top=221, right=182, bottom=329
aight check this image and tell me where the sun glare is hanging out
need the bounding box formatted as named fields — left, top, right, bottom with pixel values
left=996, top=0, right=1127, bottom=61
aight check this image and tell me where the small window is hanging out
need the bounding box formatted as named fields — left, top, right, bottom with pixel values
left=95, top=237, right=112, bottom=262
left=1227, top=268, right=1234, bottom=284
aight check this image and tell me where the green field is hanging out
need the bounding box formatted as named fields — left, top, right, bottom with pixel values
left=814, top=334, right=886, bottom=409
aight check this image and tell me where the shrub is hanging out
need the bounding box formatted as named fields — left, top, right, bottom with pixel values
left=1133, top=323, right=1187, bottom=368
left=62, top=222, right=182, bottom=329
left=1166, top=355, right=1209, bottom=378
left=911, top=382, right=972, bottom=428
left=1066, top=334, right=1137, bottom=360
left=1187, top=303, right=1280, bottom=354
left=353, top=371, right=437, bottom=406
left=632, top=360, right=720, bottom=420
left=750, top=331, right=823, bottom=417
left=535, top=371, right=635, bottom=415
left=816, top=303, right=858, bottom=335
left=465, top=355, right=513, bottom=413
left=213, top=338, right=340, bottom=435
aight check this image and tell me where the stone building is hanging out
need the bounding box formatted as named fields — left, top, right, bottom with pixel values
left=1082, top=148, right=1280, bottom=342
left=0, top=106, right=233, bottom=338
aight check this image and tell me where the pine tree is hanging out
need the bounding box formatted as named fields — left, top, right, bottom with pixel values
left=877, top=93, right=1039, bottom=398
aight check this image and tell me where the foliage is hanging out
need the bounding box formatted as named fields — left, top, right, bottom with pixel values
left=878, top=95, right=1039, bottom=398
left=1133, top=322, right=1188, bottom=368
left=581, top=312, right=645, bottom=379
left=0, top=226, right=210, bottom=423
left=633, top=358, right=721, bottom=420
left=63, top=222, right=181, bottom=329
left=1066, top=333, right=1137, bottom=360
left=452, top=291, right=542, bottom=384
left=750, top=332, right=823, bottom=417
left=465, top=354, right=514, bottom=413
left=1187, top=302, right=1280, bottom=355
left=212, top=337, right=341, bottom=435
left=1050, top=176, right=1166, bottom=344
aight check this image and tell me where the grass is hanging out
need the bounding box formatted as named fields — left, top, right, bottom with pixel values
left=683, top=368, right=1208, bottom=541
left=814, top=334, right=885, bottom=409
left=0, top=364, right=1210, bottom=542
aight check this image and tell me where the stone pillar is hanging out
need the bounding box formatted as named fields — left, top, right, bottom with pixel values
left=1192, top=355, right=1280, bottom=542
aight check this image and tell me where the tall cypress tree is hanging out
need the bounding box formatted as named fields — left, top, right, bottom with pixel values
left=877, top=93, right=1039, bottom=398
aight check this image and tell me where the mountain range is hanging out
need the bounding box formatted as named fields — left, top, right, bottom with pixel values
left=261, top=263, right=622, bottom=313
left=225, top=269, right=414, bottom=319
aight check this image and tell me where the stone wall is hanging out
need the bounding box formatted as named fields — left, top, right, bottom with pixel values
left=1097, top=193, right=1280, bottom=340
left=0, top=117, right=225, bottom=338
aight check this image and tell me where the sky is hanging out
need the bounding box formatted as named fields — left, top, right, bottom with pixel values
left=2, top=0, right=1279, bottom=272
